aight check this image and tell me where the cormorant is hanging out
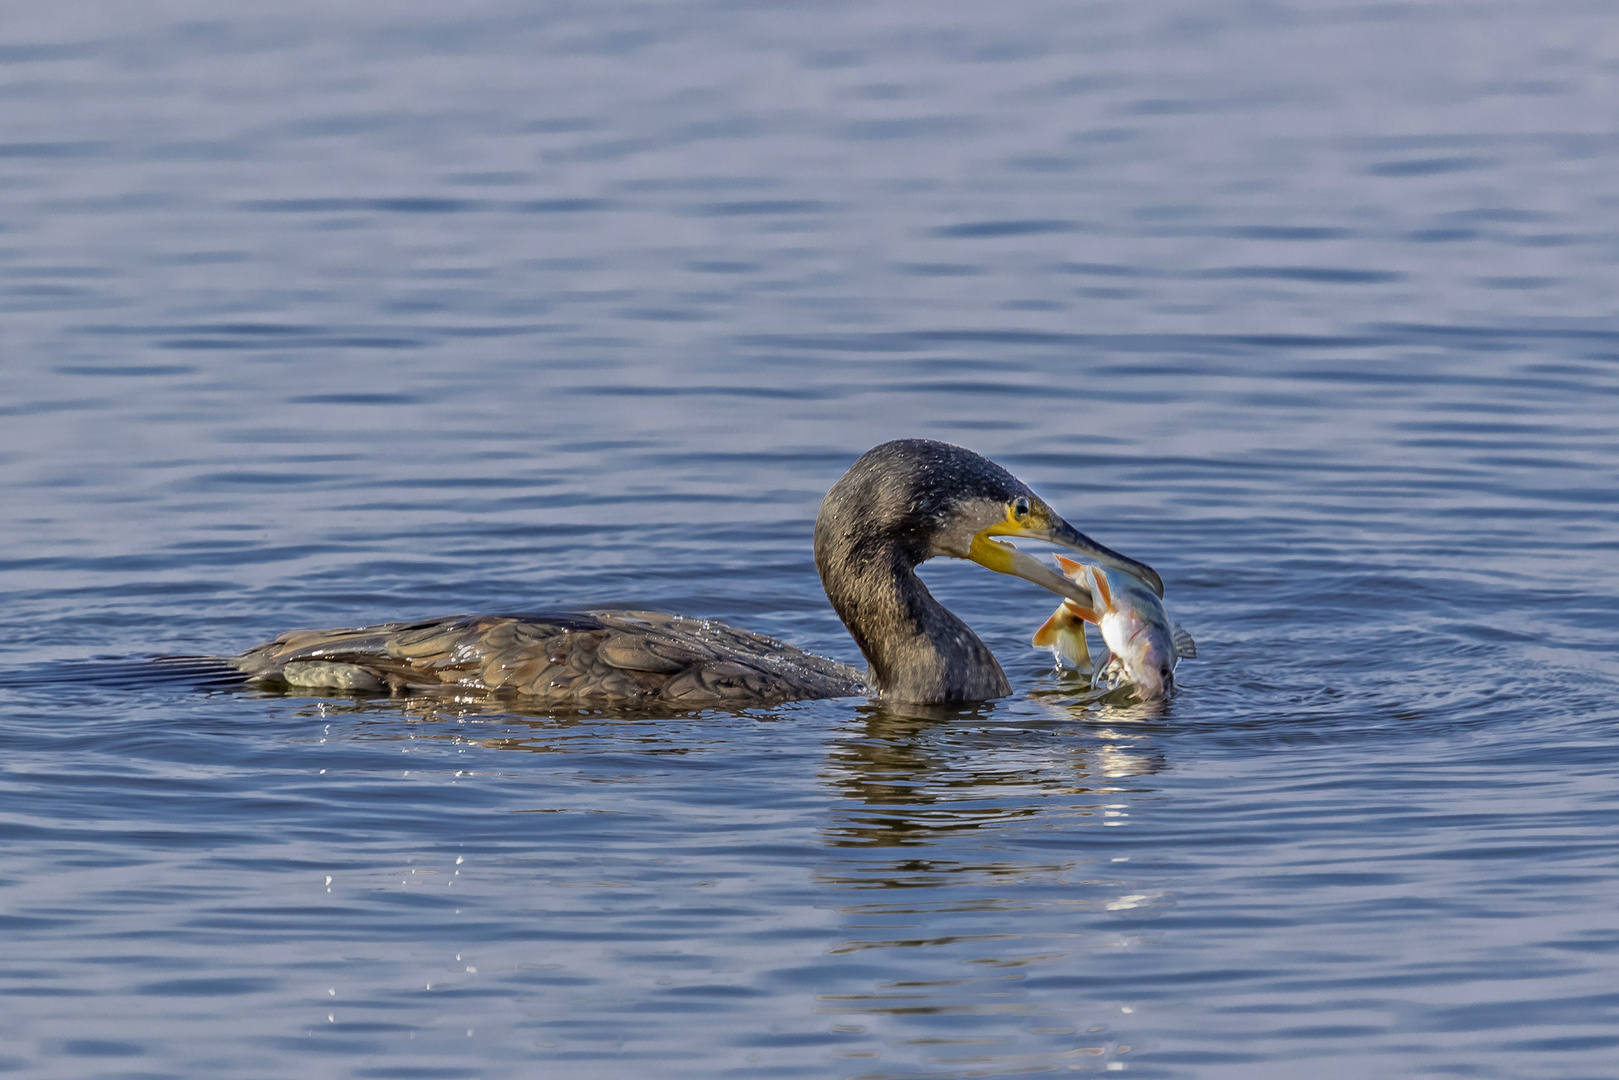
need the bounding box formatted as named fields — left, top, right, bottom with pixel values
left=234, top=439, right=1159, bottom=706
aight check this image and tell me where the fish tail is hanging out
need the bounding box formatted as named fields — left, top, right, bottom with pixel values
left=1032, top=604, right=1092, bottom=669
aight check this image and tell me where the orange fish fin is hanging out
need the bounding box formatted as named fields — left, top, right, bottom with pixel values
left=1056, top=627, right=1091, bottom=669
left=1031, top=605, right=1069, bottom=647
left=1032, top=606, right=1092, bottom=668
left=1054, top=553, right=1084, bottom=575
left=1062, top=599, right=1099, bottom=624
left=1086, top=566, right=1114, bottom=613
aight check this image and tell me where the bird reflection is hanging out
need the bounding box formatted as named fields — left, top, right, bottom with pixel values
left=263, top=680, right=1171, bottom=860
left=818, top=700, right=1166, bottom=852
left=271, top=682, right=1171, bottom=1034
left=260, top=685, right=683, bottom=758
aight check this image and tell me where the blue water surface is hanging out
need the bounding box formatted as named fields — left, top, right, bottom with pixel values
left=2, top=2, right=1618, bottom=1077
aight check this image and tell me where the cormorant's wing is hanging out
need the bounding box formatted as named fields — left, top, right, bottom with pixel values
left=233, top=609, right=866, bottom=707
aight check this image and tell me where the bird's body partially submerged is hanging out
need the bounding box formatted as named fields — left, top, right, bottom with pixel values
left=234, top=439, right=1159, bottom=707
left=235, top=609, right=866, bottom=707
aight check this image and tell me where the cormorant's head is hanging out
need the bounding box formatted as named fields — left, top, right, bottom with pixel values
left=816, top=439, right=1161, bottom=606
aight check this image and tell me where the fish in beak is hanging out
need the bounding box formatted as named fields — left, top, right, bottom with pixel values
left=1032, top=555, right=1196, bottom=701
left=965, top=494, right=1163, bottom=608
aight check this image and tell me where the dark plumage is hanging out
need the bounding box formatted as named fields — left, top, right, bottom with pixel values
left=814, top=440, right=1027, bottom=701
left=235, top=609, right=864, bottom=707
left=233, top=439, right=1157, bottom=706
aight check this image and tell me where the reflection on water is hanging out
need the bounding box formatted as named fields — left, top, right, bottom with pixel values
left=812, top=709, right=1160, bottom=1073
left=821, top=702, right=1163, bottom=852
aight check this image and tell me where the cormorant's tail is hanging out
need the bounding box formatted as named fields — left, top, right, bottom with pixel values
left=0, top=655, right=246, bottom=691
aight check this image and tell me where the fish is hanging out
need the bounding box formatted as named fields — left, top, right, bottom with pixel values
left=1031, top=554, right=1197, bottom=699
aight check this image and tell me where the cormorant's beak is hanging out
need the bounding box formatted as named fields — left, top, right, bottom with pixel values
left=967, top=507, right=1164, bottom=600
left=1038, top=516, right=1163, bottom=596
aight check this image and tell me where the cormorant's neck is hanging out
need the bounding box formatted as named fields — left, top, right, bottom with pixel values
left=814, top=535, right=1010, bottom=704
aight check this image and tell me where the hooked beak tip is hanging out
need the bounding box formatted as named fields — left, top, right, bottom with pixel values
left=1047, top=516, right=1163, bottom=597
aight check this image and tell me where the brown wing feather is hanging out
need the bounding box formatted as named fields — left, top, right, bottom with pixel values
left=233, top=609, right=867, bottom=707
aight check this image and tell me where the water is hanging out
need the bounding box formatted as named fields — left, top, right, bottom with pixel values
left=2, top=2, right=1618, bottom=1076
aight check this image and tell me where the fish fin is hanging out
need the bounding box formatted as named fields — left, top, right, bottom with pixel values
left=1056, top=629, right=1091, bottom=669
left=1085, top=565, right=1115, bottom=613
left=1062, top=598, right=1098, bottom=623
left=1051, top=555, right=1100, bottom=614
left=1172, top=624, right=1198, bottom=660
left=1031, top=606, right=1067, bottom=648
left=1033, top=606, right=1092, bottom=668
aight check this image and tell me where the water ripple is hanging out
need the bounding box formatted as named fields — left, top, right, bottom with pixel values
left=1, top=1, right=1618, bottom=1077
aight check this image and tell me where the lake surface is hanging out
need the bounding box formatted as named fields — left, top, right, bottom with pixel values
left=3, top=2, right=1618, bottom=1077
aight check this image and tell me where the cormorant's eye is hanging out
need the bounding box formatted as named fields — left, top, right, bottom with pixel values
left=1012, top=496, right=1031, bottom=519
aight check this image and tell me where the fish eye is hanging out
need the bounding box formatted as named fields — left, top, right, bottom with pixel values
left=1012, top=496, right=1030, bottom=519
